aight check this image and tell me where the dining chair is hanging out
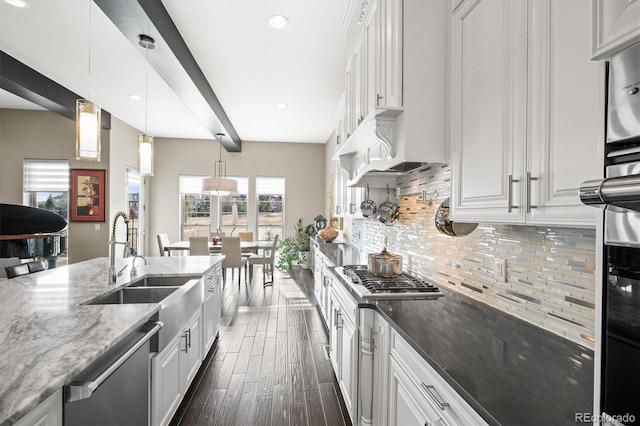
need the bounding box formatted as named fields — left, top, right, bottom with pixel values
left=248, top=234, right=279, bottom=287
left=157, top=233, right=170, bottom=256
left=189, top=236, right=210, bottom=256
left=221, top=237, right=248, bottom=287
left=238, top=231, right=257, bottom=254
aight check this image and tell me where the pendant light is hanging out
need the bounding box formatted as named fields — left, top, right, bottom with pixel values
left=138, top=34, right=155, bottom=176
left=202, top=133, right=238, bottom=195
left=76, top=0, right=101, bottom=162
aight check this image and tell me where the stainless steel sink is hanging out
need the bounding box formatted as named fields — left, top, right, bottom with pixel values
left=128, top=275, right=199, bottom=287
left=84, top=276, right=204, bottom=352
left=86, top=286, right=179, bottom=304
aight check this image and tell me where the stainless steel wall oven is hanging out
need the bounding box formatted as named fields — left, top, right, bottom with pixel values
left=580, top=41, right=640, bottom=425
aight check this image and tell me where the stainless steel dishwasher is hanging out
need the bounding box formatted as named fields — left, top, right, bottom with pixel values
left=63, top=320, right=163, bottom=426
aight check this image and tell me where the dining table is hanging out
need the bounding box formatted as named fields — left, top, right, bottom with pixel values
left=164, top=240, right=274, bottom=256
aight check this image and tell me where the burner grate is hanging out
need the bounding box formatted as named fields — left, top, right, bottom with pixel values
left=342, top=265, right=440, bottom=294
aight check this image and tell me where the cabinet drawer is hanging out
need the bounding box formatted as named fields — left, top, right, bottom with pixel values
left=390, top=330, right=487, bottom=426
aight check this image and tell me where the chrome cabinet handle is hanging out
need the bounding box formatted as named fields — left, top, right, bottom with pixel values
left=526, top=172, right=538, bottom=213
left=335, top=310, right=343, bottom=329
left=65, top=320, right=163, bottom=402
left=508, top=174, right=520, bottom=212
left=376, top=94, right=383, bottom=106
left=187, top=329, right=192, bottom=348
left=421, top=383, right=449, bottom=411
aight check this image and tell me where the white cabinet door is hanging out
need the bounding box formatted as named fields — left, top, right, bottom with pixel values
left=202, top=285, right=216, bottom=355
left=451, top=0, right=602, bottom=227
left=526, top=0, right=604, bottom=226
left=329, top=291, right=340, bottom=374
left=450, top=0, right=528, bottom=223
left=388, top=356, right=443, bottom=426
left=183, top=312, right=202, bottom=390
left=380, top=0, right=403, bottom=108
left=591, top=0, right=640, bottom=60
left=365, top=0, right=380, bottom=114
left=338, top=312, right=357, bottom=420
left=152, top=335, right=183, bottom=426
left=373, top=313, right=391, bottom=426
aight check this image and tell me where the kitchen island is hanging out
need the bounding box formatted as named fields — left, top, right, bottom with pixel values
left=0, top=255, right=222, bottom=425
left=315, top=241, right=594, bottom=425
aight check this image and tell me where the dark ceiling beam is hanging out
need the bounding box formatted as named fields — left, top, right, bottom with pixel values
left=0, top=51, right=111, bottom=129
left=94, top=0, right=241, bottom=152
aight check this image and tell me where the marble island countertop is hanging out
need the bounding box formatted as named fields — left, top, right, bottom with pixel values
left=0, top=255, right=223, bottom=425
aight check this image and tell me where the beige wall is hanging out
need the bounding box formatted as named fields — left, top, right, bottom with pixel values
left=0, top=109, right=111, bottom=263
left=149, top=137, right=326, bottom=255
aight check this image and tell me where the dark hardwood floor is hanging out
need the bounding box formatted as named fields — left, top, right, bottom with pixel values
left=169, top=266, right=352, bottom=426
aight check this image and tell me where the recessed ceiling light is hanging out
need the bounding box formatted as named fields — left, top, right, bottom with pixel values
left=129, top=94, right=142, bottom=101
left=276, top=103, right=288, bottom=109
left=4, top=0, right=29, bottom=8
left=268, top=15, right=289, bottom=29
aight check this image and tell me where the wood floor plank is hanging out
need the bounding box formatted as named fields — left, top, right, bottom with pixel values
left=234, top=382, right=258, bottom=426
left=245, top=354, right=263, bottom=383
left=309, top=333, right=333, bottom=384
left=300, top=339, right=319, bottom=391
left=274, top=331, right=289, bottom=385
left=305, top=390, right=326, bottom=426
left=266, top=315, right=279, bottom=338
left=287, top=325, right=301, bottom=364
left=233, top=336, right=254, bottom=374
left=227, top=322, right=249, bottom=352
left=290, top=405, right=308, bottom=426
left=257, top=337, right=276, bottom=398
left=214, top=373, right=246, bottom=426
left=251, top=330, right=266, bottom=356
left=271, top=384, right=290, bottom=426
left=196, top=388, right=226, bottom=425
left=288, top=362, right=305, bottom=406
left=212, top=352, right=239, bottom=389
left=318, top=382, right=346, bottom=426
left=253, top=397, right=273, bottom=426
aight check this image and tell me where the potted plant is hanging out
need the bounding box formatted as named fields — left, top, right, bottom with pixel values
left=275, top=219, right=317, bottom=270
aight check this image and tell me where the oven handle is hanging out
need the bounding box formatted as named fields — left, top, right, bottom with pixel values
left=580, top=174, right=640, bottom=210
left=65, top=320, right=163, bottom=403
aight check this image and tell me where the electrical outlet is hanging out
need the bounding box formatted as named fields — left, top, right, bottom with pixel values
left=494, top=258, right=507, bottom=282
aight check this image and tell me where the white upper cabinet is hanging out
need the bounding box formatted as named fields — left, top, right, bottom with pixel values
left=591, top=0, right=640, bottom=60
left=450, top=0, right=604, bottom=227
left=335, top=0, right=448, bottom=188
left=450, top=0, right=528, bottom=223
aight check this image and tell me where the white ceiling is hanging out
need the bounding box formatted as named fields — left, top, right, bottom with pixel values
left=0, top=0, right=349, bottom=145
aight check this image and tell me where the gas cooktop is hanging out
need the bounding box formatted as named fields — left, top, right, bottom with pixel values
left=336, top=265, right=444, bottom=300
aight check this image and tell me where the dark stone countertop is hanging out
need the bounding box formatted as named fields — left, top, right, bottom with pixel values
left=317, top=243, right=594, bottom=426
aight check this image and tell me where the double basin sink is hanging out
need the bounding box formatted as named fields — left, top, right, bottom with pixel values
left=84, top=275, right=204, bottom=351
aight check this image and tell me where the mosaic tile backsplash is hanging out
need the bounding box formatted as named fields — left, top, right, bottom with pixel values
left=350, top=164, right=597, bottom=348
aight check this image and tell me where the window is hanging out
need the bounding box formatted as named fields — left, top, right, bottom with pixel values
left=180, top=175, right=211, bottom=240
left=127, top=168, right=144, bottom=255
left=256, top=176, right=284, bottom=240
left=219, top=176, right=248, bottom=237
left=23, top=159, right=69, bottom=220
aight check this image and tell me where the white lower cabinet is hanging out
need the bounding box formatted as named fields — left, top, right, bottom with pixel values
left=15, top=389, right=62, bottom=426
left=328, top=278, right=358, bottom=423
left=202, top=265, right=222, bottom=357
left=388, top=356, right=445, bottom=426
left=387, top=330, right=488, bottom=426
left=152, top=311, right=204, bottom=426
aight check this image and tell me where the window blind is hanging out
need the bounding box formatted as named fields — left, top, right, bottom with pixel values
left=228, top=176, right=248, bottom=194
left=23, top=159, right=69, bottom=192
left=180, top=175, right=208, bottom=194
left=126, top=168, right=143, bottom=187
left=256, top=176, right=285, bottom=194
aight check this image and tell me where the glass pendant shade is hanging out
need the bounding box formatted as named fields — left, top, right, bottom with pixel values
left=75, top=99, right=101, bottom=161
left=138, top=134, right=154, bottom=176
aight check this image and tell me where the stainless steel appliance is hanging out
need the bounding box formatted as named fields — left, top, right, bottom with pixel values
left=336, top=265, right=444, bottom=300
left=64, top=320, right=162, bottom=426
left=579, top=41, right=640, bottom=426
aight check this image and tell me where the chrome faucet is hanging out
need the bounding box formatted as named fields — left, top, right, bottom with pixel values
left=109, top=211, right=131, bottom=283
left=130, top=255, right=147, bottom=278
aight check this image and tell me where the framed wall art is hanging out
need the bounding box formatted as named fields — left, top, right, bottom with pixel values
left=70, top=169, right=106, bottom=222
